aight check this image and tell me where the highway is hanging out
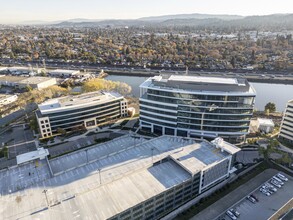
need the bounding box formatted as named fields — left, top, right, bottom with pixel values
left=1, top=59, right=293, bottom=84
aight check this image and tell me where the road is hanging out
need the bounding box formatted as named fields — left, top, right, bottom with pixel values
left=1, top=60, right=293, bottom=84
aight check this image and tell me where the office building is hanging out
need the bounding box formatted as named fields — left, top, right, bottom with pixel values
left=279, top=100, right=293, bottom=146
left=139, top=75, right=256, bottom=144
left=0, top=75, right=57, bottom=90
left=36, top=91, right=128, bottom=138
left=0, top=135, right=240, bottom=219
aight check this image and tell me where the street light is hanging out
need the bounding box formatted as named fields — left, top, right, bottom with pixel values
left=43, top=189, right=49, bottom=207
left=200, top=104, right=218, bottom=139
left=97, top=168, right=102, bottom=184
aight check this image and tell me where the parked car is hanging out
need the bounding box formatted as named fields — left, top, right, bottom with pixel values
left=230, top=208, right=240, bottom=217
left=271, top=180, right=282, bottom=188
left=273, top=176, right=284, bottom=185
left=277, top=173, right=288, bottom=182
left=250, top=194, right=259, bottom=202
left=264, top=183, right=277, bottom=192
left=260, top=187, right=271, bottom=196
left=247, top=195, right=256, bottom=203
left=226, top=210, right=237, bottom=220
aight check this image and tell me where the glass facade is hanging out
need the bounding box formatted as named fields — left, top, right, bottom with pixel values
left=140, top=85, right=255, bottom=144
left=39, top=98, right=124, bottom=135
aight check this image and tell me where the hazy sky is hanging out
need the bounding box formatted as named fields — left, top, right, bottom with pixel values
left=0, top=0, right=292, bottom=23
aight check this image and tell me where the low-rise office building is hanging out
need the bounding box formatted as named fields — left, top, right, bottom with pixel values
left=0, top=75, right=57, bottom=90
left=36, top=91, right=128, bottom=138
left=279, top=100, right=293, bottom=146
left=139, top=75, right=256, bottom=144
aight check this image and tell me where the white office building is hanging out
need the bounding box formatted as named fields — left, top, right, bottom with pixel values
left=139, top=75, right=256, bottom=144
left=36, top=91, right=128, bottom=138
left=279, top=100, right=293, bottom=146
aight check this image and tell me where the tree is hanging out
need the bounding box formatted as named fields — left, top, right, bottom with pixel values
left=264, top=102, right=276, bottom=113
left=25, top=85, right=33, bottom=92
left=57, top=127, right=66, bottom=135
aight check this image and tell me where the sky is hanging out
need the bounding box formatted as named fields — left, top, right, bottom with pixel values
left=0, top=0, right=292, bottom=24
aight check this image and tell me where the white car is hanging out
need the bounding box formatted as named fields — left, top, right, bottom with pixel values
left=247, top=195, right=256, bottom=203
left=277, top=173, right=288, bottom=182
left=226, top=210, right=237, bottom=220
left=264, top=183, right=277, bottom=192
left=273, top=176, right=284, bottom=185
left=271, top=180, right=281, bottom=188
left=260, top=188, right=271, bottom=196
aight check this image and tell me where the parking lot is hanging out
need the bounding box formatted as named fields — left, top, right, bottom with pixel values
left=49, top=135, right=147, bottom=175
left=0, top=159, right=51, bottom=194
left=0, top=124, right=36, bottom=158
left=218, top=173, right=293, bottom=220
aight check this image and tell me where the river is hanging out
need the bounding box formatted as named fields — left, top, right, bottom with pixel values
left=106, top=75, right=293, bottom=112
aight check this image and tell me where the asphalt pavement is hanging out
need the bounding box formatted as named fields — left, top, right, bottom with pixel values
left=191, top=169, right=279, bottom=220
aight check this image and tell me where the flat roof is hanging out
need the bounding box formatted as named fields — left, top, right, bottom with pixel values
left=18, top=77, right=55, bottom=85
left=140, top=75, right=255, bottom=95
left=0, top=75, right=27, bottom=82
left=169, top=75, right=239, bottom=85
left=0, top=75, right=54, bottom=84
left=0, top=135, right=240, bottom=219
left=38, top=91, right=123, bottom=112
left=257, top=118, right=275, bottom=126
left=49, top=69, right=79, bottom=74
left=16, top=148, right=49, bottom=165
left=170, top=141, right=229, bottom=174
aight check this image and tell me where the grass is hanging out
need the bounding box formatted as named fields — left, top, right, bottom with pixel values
left=175, top=161, right=270, bottom=220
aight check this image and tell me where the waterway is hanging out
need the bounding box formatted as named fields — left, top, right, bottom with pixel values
left=106, top=75, right=293, bottom=112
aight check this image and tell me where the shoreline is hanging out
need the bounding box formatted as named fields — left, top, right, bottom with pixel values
left=106, top=71, right=293, bottom=85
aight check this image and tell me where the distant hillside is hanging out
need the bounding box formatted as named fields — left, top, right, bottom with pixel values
left=139, top=13, right=244, bottom=21
left=50, top=13, right=293, bottom=30
left=55, top=19, right=150, bottom=27
left=149, top=14, right=293, bottom=30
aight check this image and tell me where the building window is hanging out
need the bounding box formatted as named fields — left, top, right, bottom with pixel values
left=41, top=121, right=44, bottom=124
left=42, top=130, right=46, bottom=133
left=46, top=124, right=49, bottom=127
left=42, top=125, right=45, bottom=128
left=45, top=120, right=48, bottom=123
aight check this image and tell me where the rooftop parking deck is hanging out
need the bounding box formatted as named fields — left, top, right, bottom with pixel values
left=0, top=135, right=239, bottom=219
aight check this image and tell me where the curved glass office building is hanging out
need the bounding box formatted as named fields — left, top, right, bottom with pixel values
left=139, top=75, right=256, bottom=144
